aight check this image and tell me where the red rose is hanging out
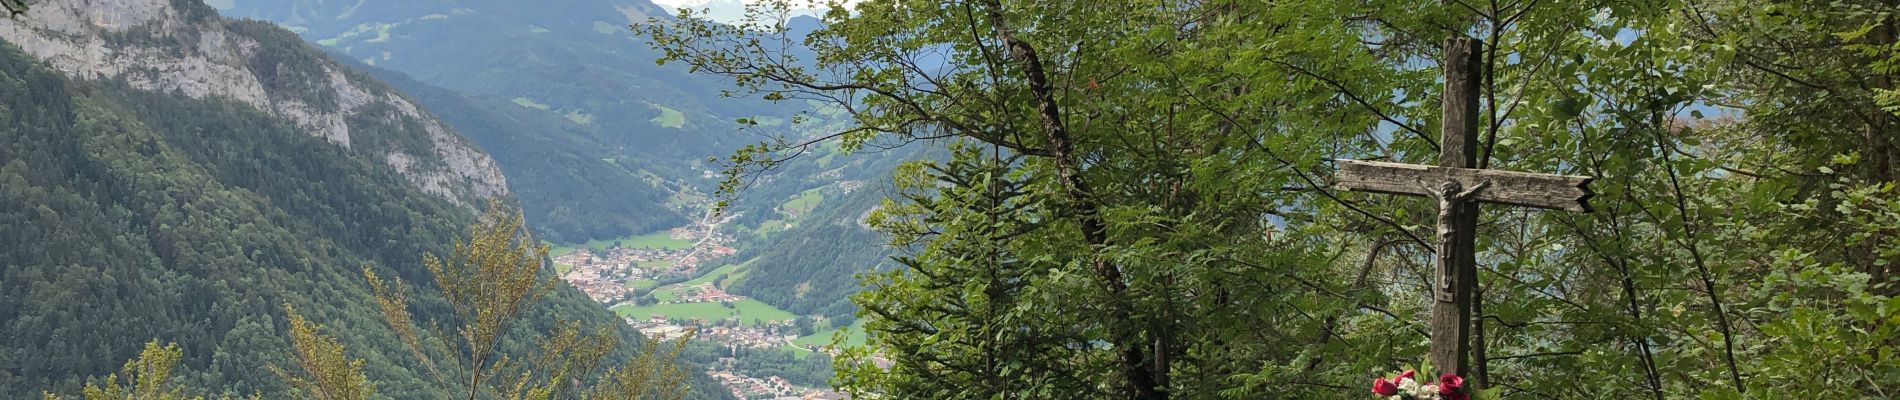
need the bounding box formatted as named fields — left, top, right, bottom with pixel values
left=1439, top=373, right=1468, bottom=400
left=1371, top=377, right=1398, bottom=396
left=1397, top=369, right=1416, bottom=382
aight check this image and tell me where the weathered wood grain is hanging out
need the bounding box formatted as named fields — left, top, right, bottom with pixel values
left=1430, top=36, right=1483, bottom=381
left=1334, top=159, right=1595, bottom=213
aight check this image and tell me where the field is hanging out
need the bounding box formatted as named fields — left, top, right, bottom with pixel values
left=622, top=279, right=661, bottom=291
left=611, top=299, right=797, bottom=326
left=512, top=97, right=551, bottom=110
left=752, top=220, right=789, bottom=238
left=793, top=320, right=868, bottom=348
left=552, top=231, right=693, bottom=255
left=615, top=262, right=794, bottom=325
left=564, top=110, right=594, bottom=125
left=782, top=188, right=824, bottom=216
left=679, top=263, right=742, bottom=287
left=649, top=104, right=686, bottom=129
left=593, top=21, right=622, bottom=34
left=315, top=22, right=396, bottom=47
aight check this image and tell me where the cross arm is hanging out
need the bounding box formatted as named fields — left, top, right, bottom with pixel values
left=1334, top=159, right=1595, bottom=213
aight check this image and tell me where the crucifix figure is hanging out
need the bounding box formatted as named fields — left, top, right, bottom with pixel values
left=1421, top=179, right=1488, bottom=302
left=1333, top=38, right=1594, bottom=386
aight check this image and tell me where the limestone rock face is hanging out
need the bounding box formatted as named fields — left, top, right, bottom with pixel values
left=0, top=0, right=509, bottom=207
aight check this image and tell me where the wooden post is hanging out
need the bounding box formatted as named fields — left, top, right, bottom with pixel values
left=1336, top=36, right=1592, bottom=389
left=1432, top=36, right=1482, bottom=379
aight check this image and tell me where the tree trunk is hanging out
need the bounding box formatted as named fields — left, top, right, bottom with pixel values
left=978, top=1, right=1164, bottom=398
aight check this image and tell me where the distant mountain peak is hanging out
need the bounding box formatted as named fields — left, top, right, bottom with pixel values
left=0, top=0, right=509, bottom=206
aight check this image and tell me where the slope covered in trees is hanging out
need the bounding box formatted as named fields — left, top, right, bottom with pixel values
left=212, top=0, right=801, bottom=242
left=0, top=3, right=731, bottom=397
left=214, top=0, right=913, bottom=324
left=350, top=62, right=689, bottom=243
left=651, top=0, right=1900, bottom=398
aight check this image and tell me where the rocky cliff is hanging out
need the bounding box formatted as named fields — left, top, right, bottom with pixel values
left=0, top=0, right=508, bottom=206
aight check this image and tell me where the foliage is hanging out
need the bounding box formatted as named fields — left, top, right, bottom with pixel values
left=39, top=341, right=243, bottom=400
left=274, top=307, right=374, bottom=400
left=649, top=0, right=1900, bottom=398
left=345, top=203, right=697, bottom=400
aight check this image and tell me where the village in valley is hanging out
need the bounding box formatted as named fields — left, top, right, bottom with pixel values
left=552, top=207, right=853, bottom=399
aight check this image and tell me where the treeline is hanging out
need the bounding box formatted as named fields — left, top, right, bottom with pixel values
left=650, top=0, right=1900, bottom=398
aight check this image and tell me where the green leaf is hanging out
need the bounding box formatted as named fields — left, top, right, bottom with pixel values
left=1833, top=21, right=1880, bottom=42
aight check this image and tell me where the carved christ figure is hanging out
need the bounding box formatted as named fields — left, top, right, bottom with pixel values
left=1421, top=179, right=1488, bottom=302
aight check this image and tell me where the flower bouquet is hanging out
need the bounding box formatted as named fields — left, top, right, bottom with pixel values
left=1369, top=370, right=1479, bottom=400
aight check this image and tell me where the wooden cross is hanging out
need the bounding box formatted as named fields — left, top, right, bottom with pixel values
left=1332, top=38, right=1594, bottom=383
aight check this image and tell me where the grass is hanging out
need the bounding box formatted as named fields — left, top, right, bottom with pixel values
left=782, top=188, right=824, bottom=215
left=625, top=232, right=693, bottom=250
left=314, top=21, right=400, bottom=47
left=649, top=104, right=687, bottom=129
left=679, top=263, right=742, bottom=287
left=622, top=279, right=661, bottom=291
left=793, top=320, right=868, bottom=348
left=554, top=262, right=576, bottom=274
left=512, top=97, right=551, bottom=111
left=611, top=299, right=797, bottom=326
left=554, top=231, right=693, bottom=256
left=564, top=110, right=595, bottom=125
left=633, top=262, right=745, bottom=305
left=753, top=220, right=788, bottom=238
left=593, top=21, right=622, bottom=34
left=650, top=288, right=682, bottom=303
left=815, top=151, right=839, bottom=168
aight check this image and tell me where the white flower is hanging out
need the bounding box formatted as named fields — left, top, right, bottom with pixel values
left=1399, top=379, right=1439, bottom=399
left=1397, top=377, right=1420, bottom=393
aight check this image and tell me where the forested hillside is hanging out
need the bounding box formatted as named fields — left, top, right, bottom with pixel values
left=351, top=62, right=689, bottom=243
left=651, top=0, right=1900, bottom=398
left=0, top=1, right=730, bottom=397
left=217, top=0, right=913, bottom=329
left=213, top=0, right=800, bottom=243
left=715, top=144, right=918, bottom=321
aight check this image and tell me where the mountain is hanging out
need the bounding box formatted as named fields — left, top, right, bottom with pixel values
left=347, top=60, right=690, bottom=243
left=3, top=0, right=510, bottom=207
left=0, top=1, right=727, bottom=397
left=215, top=0, right=901, bottom=345
left=713, top=143, right=915, bottom=321
left=213, top=0, right=792, bottom=160
left=211, top=0, right=803, bottom=243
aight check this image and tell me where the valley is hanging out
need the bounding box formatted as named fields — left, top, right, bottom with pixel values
left=552, top=194, right=863, bottom=399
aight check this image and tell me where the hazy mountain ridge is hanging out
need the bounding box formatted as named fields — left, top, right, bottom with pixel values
left=215, top=0, right=779, bottom=158
left=0, top=0, right=509, bottom=207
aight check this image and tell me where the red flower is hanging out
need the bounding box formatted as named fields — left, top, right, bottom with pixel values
left=1439, top=373, right=1468, bottom=400
left=1397, top=369, right=1416, bottom=382
left=1371, top=377, right=1398, bottom=396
